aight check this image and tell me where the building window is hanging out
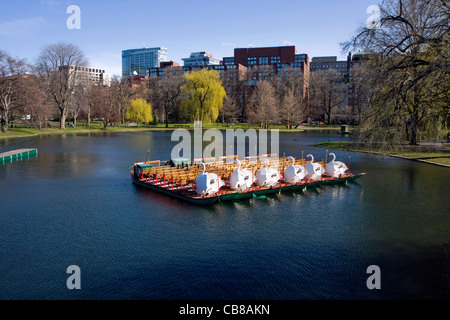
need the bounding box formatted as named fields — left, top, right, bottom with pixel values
left=295, top=55, right=305, bottom=63
left=271, top=56, right=280, bottom=64
left=247, top=57, right=257, bottom=65
left=259, top=57, right=268, bottom=65
left=224, top=57, right=234, bottom=65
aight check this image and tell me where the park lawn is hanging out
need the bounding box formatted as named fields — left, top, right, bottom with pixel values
left=314, top=141, right=450, bottom=166
left=1, top=121, right=349, bottom=137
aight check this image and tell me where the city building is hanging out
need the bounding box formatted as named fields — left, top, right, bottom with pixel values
left=147, top=45, right=311, bottom=121
left=309, top=52, right=372, bottom=123
left=310, top=56, right=349, bottom=80
left=232, top=46, right=309, bottom=94
left=182, top=52, right=221, bottom=66
left=147, top=61, right=247, bottom=81
left=233, top=46, right=308, bottom=72
left=61, top=65, right=111, bottom=86
left=122, top=47, right=168, bottom=78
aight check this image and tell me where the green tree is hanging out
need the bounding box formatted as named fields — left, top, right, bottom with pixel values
left=125, top=98, right=153, bottom=127
left=180, top=69, right=227, bottom=123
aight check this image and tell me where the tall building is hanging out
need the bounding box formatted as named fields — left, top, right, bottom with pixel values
left=232, top=46, right=309, bottom=100
left=60, top=65, right=111, bottom=86
left=182, top=52, right=221, bottom=66
left=122, top=47, right=168, bottom=78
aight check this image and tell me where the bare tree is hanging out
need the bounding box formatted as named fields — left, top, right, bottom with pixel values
left=275, top=66, right=305, bottom=99
left=36, top=42, right=87, bottom=130
left=281, top=86, right=305, bottom=128
left=18, top=74, right=52, bottom=130
left=219, top=68, right=241, bottom=124
left=248, top=80, right=279, bottom=129
left=68, top=83, right=88, bottom=127
left=0, top=50, right=28, bottom=132
left=90, top=85, right=119, bottom=129
left=148, top=68, right=185, bottom=127
left=309, top=69, right=346, bottom=124
left=110, top=75, right=135, bottom=124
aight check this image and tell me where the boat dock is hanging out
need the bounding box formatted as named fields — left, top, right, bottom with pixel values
left=0, top=148, right=38, bottom=164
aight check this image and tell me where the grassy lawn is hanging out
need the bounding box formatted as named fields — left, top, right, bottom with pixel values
left=1, top=122, right=351, bottom=137
left=0, top=121, right=167, bottom=138
left=314, top=141, right=450, bottom=166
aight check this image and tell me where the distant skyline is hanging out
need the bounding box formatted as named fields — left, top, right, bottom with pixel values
left=0, top=0, right=380, bottom=77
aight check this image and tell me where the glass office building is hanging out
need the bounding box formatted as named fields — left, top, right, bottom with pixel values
left=181, top=52, right=221, bottom=67
left=122, top=47, right=168, bottom=78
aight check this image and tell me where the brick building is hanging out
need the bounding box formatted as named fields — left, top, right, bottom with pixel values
left=146, top=45, right=311, bottom=122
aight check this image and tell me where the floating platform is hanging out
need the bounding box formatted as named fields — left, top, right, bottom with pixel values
left=130, top=156, right=366, bottom=205
left=0, top=148, right=38, bottom=164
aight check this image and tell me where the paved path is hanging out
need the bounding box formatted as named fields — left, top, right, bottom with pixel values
left=419, top=142, right=450, bottom=152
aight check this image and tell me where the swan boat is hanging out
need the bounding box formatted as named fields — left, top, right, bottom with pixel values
left=130, top=154, right=366, bottom=205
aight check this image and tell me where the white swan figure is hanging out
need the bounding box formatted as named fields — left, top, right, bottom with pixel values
left=229, top=159, right=255, bottom=191
left=305, top=154, right=325, bottom=180
left=256, top=158, right=281, bottom=187
left=325, top=153, right=348, bottom=177
left=283, top=156, right=305, bottom=183
left=195, top=163, right=224, bottom=196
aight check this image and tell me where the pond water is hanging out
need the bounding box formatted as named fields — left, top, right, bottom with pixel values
left=0, top=130, right=448, bottom=300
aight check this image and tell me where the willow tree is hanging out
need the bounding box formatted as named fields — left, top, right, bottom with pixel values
left=180, top=69, right=227, bottom=123
left=125, top=98, right=153, bottom=127
left=343, top=0, right=449, bottom=145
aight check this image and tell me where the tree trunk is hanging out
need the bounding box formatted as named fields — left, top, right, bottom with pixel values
left=1, top=113, right=7, bottom=133
left=87, top=106, right=91, bottom=127
left=121, top=105, right=126, bottom=124
left=326, top=93, right=333, bottom=125
left=165, top=108, right=169, bottom=128
left=59, top=108, right=67, bottom=130
left=409, top=109, right=419, bottom=145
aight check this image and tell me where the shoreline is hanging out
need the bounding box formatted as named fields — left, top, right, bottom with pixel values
left=4, top=127, right=448, bottom=168
left=314, top=141, right=450, bottom=168
left=0, top=124, right=346, bottom=140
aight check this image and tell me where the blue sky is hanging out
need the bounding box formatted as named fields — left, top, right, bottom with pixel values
left=0, top=0, right=380, bottom=76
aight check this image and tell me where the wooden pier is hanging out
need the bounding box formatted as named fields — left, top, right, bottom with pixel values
left=0, top=148, right=38, bottom=164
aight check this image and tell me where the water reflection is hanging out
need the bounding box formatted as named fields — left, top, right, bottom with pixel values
left=0, top=152, right=98, bottom=179
left=0, top=131, right=449, bottom=300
